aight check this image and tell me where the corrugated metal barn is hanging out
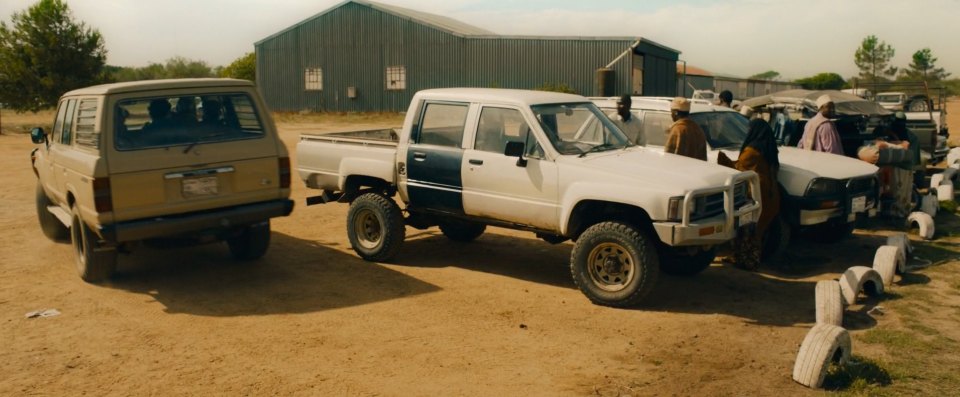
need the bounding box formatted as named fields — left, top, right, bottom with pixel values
left=255, top=0, right=680, bottom=112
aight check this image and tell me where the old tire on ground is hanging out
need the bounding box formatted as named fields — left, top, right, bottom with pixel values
left=839, top=266, right=885, bottom=306
left=658, top=245, right=716, bottom=276
left=921, top=193, right=939, bottom=217
left=886, top=232, right=912, bottom=271
left=792, top=323, right=852, bottom=389
left=70, top=205, right=117, bottom=282
left=347, top=193, right=405, bottom=262
left=36, top=183, right=68, bottom=241
left=815, top=280, right=843, bottom=326
left=227, top=221, right=271, bottom=261
left=906, top=211, right=935, bottom=240
left=570, top=222, right=659, bottom=307
left=438, top=220, right=486, bottom=242
left=761, top=215, right=791, bottom=261
left=872, top=245, right=902, bottom=287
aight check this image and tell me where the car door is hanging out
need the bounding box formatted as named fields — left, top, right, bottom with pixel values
left=461, top=106, right=560, bottom=230
left=405, top=101, right=469, bottom=214
left=48, top=99, right=79, bottom=203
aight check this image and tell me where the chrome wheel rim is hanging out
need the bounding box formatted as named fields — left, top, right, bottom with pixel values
left=587, top=242, right=635, bottom=292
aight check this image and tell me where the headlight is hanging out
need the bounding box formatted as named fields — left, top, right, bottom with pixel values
left=667, top=196, right=683, bottom=221
left=805, top=178, right=843, bottom=197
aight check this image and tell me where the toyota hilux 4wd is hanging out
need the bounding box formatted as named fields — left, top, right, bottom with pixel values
left=30, top=78, right=294, bottom=282
left=296, top=88, right=761, bottom=307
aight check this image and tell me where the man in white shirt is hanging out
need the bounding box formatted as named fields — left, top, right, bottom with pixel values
left=612, top=95, right=645, bottom=146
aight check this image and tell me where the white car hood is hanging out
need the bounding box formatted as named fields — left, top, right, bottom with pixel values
left=717, top=146, right=877, bottom=180
left=566, top=147, right=742, bottom=189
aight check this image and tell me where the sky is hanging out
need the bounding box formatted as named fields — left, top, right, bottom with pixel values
left=1, top=0, right=958, bottom=80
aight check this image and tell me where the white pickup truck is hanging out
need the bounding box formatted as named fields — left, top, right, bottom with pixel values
left=592, top=97, right=880, bottom=257
left=296, top=88, right=762, bottom=307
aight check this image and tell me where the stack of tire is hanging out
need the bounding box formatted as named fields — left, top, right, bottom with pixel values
left=792, top=232, right=909, bottom=388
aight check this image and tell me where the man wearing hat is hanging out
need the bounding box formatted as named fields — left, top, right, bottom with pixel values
left=797, top=94, right=843, bottom=155
left=665, top=97, right=707, bottom=160
left=612, top=95, right=645, bottom=146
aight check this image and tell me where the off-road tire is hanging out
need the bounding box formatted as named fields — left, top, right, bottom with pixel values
left=570, top=222, right=659, bottom=307
left=70, top=205, right=117, bottom=283
left=36, top=183, right=68, bottom=241
left=792, top=323, right=852, bottom=388
left=227, top=221, right=271, bottom=261
left=347, top=193, right=405, bottom=262
left=438, top=220, right=486, bottom=242
left=658, top=245, right=716, bottom=276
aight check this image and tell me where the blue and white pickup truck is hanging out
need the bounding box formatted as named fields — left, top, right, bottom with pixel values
left=296, top=88, right=761, bottom=307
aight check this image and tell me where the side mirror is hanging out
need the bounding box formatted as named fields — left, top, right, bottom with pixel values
left=30, top=128, right=47, bottom=144
left=504, top=141, right=527, bottom=167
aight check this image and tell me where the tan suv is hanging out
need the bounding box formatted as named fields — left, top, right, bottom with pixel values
left=30, top=78, right=294, bottom=282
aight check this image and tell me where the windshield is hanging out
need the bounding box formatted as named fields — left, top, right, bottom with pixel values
left=875, top=95, right=901, bottom=103
left=114, top=93, right=265, bottom=151
left=689, top=111, right=750, bottom=149
left=530, top=102, right=630, bottom=155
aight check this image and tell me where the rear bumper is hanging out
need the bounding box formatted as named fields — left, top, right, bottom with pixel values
left=100, top=199, right=294, bottom=243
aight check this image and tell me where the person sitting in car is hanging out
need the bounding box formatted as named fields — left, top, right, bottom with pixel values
left=142, top=99, right=175, bottom=131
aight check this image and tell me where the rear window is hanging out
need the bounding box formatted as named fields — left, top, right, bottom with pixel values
left=114, top=93, right=265, bottom=150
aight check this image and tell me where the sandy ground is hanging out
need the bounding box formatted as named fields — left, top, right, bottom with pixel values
left=1, top=107, right=959, bottom=396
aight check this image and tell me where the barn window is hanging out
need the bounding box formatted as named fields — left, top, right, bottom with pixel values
left=305, top=68, right=323, bottom=91
left=386, top=66, right=406, bottom=90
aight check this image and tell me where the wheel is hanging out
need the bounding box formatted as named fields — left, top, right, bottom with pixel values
left=761, top=215, right=791, bottom=261
left=658, top=245, right=716, bottom=276
left=570, top=222, right=659, bottom=307
left=438, top=220, right=486, bottom=242
left=346, top=193, right=405, bottom=262
left=70, top=205, right=117, bottom=282
left=227, top=221, right=271, bottom=261
left=36, top=183, right=68, bottom=241
left=908, top=99, right=929, bottom=112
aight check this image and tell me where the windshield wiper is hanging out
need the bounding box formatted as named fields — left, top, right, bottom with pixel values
left=183, top=139, right=200, bottom=154
left=578, top=143, right=619, bottom=157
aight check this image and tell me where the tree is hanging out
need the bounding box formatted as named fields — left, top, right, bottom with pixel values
left=0, top=0, right=106, bottom=112
left=220, top=52, right=256, bottom=82
left=854, top=35, right=897, bottom=87
left=749, top=70, right=780, bottom=81
left=795, top=73, right=846, bottom=90
left=107, top=57, right=215, bottom=82
left=902, top=48, right=951, bottom=83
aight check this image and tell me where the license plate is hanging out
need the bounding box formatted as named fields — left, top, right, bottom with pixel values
left=738, top=211, right=756, bottom=226
left=852, top=195, right=866, bottom=212
left=182, top=176, right=219, bottom=198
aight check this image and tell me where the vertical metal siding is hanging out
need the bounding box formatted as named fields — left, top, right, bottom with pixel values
left=256, top=3, right=680, bottom=111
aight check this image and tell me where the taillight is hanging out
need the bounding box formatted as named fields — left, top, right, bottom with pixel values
left=279, top=157, right=291, bottom=188
left=93, top=177, right=113, bottom=212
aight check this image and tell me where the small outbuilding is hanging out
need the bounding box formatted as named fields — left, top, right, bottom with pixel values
left=255, top=0, right=680, bottom=112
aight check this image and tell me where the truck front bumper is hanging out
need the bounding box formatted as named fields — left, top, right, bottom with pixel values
left=652, top=172, right=762, bottom=246
left=99, top=199, right=294, bottom=243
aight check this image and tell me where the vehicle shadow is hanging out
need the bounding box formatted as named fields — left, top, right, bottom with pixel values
left=393, top=229, right=851, bottom=327
left=105, top=232, right=441, bottom=317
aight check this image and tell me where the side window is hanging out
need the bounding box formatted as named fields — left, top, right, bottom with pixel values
left=474, top=107, right=531, bottom=154
left=386, top=66, right=406, bottom=90
left=51, top=101, right=68, bottom=143
left=641, top=111, right=672, bottom=146
left=75, top=99, right=99, bottom=148
left=60, top=99, right=77, bottom=145
left=305, top=68, right=323, bottom=91
left=416, top=102, right=467, bottom=148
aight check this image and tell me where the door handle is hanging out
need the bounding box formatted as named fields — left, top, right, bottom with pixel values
left=468, top=159, right=483, bottom=165
left=412, top=152, right=427, bottom=160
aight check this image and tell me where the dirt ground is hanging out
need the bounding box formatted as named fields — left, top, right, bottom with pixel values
left=2, top=106, right=960, bottom=396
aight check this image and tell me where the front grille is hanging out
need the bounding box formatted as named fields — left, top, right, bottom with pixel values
left=846, top=177, right=876, bottom=196
left=689, top=182, right=751, bottom=221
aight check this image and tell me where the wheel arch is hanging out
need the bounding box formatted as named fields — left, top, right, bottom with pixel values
left=565, top=200, right=655, bottom=241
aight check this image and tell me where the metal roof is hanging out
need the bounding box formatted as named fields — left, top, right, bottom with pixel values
left=256, top=0, right=494, bottom=45
left=62, top=78, right=253, bottom=96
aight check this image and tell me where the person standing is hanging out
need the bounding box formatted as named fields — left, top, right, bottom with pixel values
left=797, top=95, right=843, bottom=155
left=665, top=97, right=707, bottom=160
left=718, top=90, right=733, bottom=108
left=612, top=95, right=645, bottom=146
left=718, top=119, right=782, bottom=270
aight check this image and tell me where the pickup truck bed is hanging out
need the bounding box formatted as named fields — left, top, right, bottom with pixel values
left=298, top=130, right=399, bottom=192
